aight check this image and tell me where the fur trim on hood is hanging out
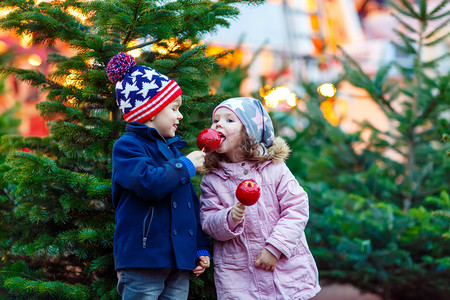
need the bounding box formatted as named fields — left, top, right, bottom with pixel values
left=266, top=137, right=291, bottom=163
left=202, top=136, right=291, bottom=175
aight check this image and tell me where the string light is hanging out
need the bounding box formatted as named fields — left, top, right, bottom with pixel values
left=0, top=6, right=16, bottom=18
left=264, top=86, right=289, bottom=108
left=127, top=40, right=142, bottom=58
left=286, top=92, right=297, bottom=107
left=152, top=37, right=180, bottom=55
left=28, top=54, right=42, bottom=66
left=262, top=86, right=298, bottom=109
left=19, top=32, right=33, bottom=48
left=317, top=83, right=336, bottom=97
left=64, top=70, right=83, bottom=89
left=67, top=6, right=87, bottom=23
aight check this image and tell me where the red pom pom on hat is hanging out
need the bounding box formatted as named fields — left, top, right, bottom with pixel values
left=106, top=52, right=136, bottom=84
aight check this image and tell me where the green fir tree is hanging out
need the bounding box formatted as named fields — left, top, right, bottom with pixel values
left=0, top=0, right=264, bottom=299
left=272, top=0, right=449, bottom=299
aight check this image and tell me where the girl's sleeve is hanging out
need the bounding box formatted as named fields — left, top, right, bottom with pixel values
left=265, top=163, right=310, bottom=259
left=112, top=136, right=191, bottom=203
left=199, top=178, right=244, bottom=241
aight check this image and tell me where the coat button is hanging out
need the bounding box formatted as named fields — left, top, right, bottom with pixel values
left=172, top=202, right=177, bottom=208
left=181, top=177, right=187, bottom=184
left=188, top=229, right=194, bottom=236
left=243, top=170, right=248, bottom=175
left=173, top=229, right=178, bottom=236
left=175, top=162, right=183, bottom=169
left=187, top=202, right=192, bottom=209
left=241, top=162, right=245, bottom=166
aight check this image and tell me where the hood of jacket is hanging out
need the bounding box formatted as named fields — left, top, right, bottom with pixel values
left=264, top=136, right=291, bottom=164
left=209, top=137, right=290, bottom=180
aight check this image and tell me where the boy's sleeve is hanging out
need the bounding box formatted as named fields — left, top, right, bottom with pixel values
left=179, top=156, right=196, bottom=177
left=112, top=136, right=192, bottom=202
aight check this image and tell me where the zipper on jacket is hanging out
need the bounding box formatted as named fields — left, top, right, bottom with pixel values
left=142, top=207, right=154, bottom=248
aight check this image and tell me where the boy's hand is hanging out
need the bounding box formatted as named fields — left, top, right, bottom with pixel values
left=186, top=150, right=206, bottom=171
left=193, top=255, right=210, bottom=277
left=254, top=249, right=278, bottom=272
left=231, top=202, right=246, bottom=223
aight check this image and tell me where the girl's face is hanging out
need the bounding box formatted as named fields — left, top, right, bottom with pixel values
left=212, top=107, right=244, bottom=162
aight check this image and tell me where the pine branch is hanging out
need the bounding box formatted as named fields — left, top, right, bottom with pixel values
left=390, top=13, right=417, bottom=34
left=171, top=44, right=207, bottom=72
left=424, top=17, right=450, bottom=40
left=425, top=31, right=450, bottom=47
left=422, top=52, right=450, bottom=69
left=428, top=0, right=449, bottom=16
left=393, top=30, right=417, bottom=54
left=418, top=0, right=428, bottom=19
left=122, top=0, right=142, bottom=46
left=388, top=0, right=419, bottom=19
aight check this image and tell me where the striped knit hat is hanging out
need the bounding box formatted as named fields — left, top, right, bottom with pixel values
left=106, top=52, right=182, bottom=123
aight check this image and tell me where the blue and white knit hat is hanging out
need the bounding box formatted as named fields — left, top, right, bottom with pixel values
left=213, top=97, right=275, bottom=147
left=106, top=52, right=182, bottom=123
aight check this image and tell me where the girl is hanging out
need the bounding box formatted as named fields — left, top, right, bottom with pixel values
left=200, top=97, right=320, bottom=300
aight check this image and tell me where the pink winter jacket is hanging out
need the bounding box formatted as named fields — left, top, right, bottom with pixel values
left=200, top=138, right=321, bottom=300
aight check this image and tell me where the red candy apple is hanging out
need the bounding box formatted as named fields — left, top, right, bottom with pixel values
left=197, top=128, right=222, bottom=153
left=236, top=179, right=260, bottom=206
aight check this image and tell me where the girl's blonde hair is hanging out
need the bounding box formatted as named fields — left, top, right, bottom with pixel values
left=202, top=127, right=269, bottom=173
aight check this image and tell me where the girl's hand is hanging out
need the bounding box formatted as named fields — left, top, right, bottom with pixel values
left=193, top=255, right=210, bottom=277
left=231, top=202, right=246, bottom=223
left=254, top=249, right=278, bottom=272
left=186, top=150, right=206, bottom=171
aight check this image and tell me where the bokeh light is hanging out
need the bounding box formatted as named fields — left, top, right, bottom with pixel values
left=127, top=40, right=142, bottom=58
left=317, top=83, right=336, bottom=97
left=263, top=86, right=298, bottom=109
left=28, top=54, right=42, bottom=66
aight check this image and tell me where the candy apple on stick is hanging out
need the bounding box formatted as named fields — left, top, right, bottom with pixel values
left=236, top=179, right=260, bottom=206
left=197, top=128, right=222, bottom=153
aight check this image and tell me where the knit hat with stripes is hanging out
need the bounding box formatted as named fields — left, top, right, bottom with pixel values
left=106, top=52, right=182, bottom=123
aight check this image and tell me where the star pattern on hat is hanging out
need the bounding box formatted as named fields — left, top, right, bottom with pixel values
left=251, top=108, right=264, bottom=132
left=134, top=99, right=147, bottom=108
left=227, top=99, right=246, bottom=112
left=119, top=98, right=132, bottom=111
left=130, top=69, right=143, bottom=82
left=121, top=82, right=139, bottom=99
left=137, top=80, right=159, bottom=98
left=142, top=68, right=159, bottom=81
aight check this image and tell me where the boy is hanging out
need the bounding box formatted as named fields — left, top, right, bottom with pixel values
left=106, top=52, right=210, bottom=299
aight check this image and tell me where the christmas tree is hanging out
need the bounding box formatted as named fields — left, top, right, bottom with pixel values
left=0, top=51, right=22, bottom=299
left=0, top=0, right=264, bottom=299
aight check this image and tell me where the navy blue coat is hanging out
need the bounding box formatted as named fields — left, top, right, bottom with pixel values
left=111, top=122, right=210, bottom=270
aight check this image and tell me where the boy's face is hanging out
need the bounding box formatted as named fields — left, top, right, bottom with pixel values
left=211, top=107, right=244, bottom=162
left=145, top=96, right=183, bottom=138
